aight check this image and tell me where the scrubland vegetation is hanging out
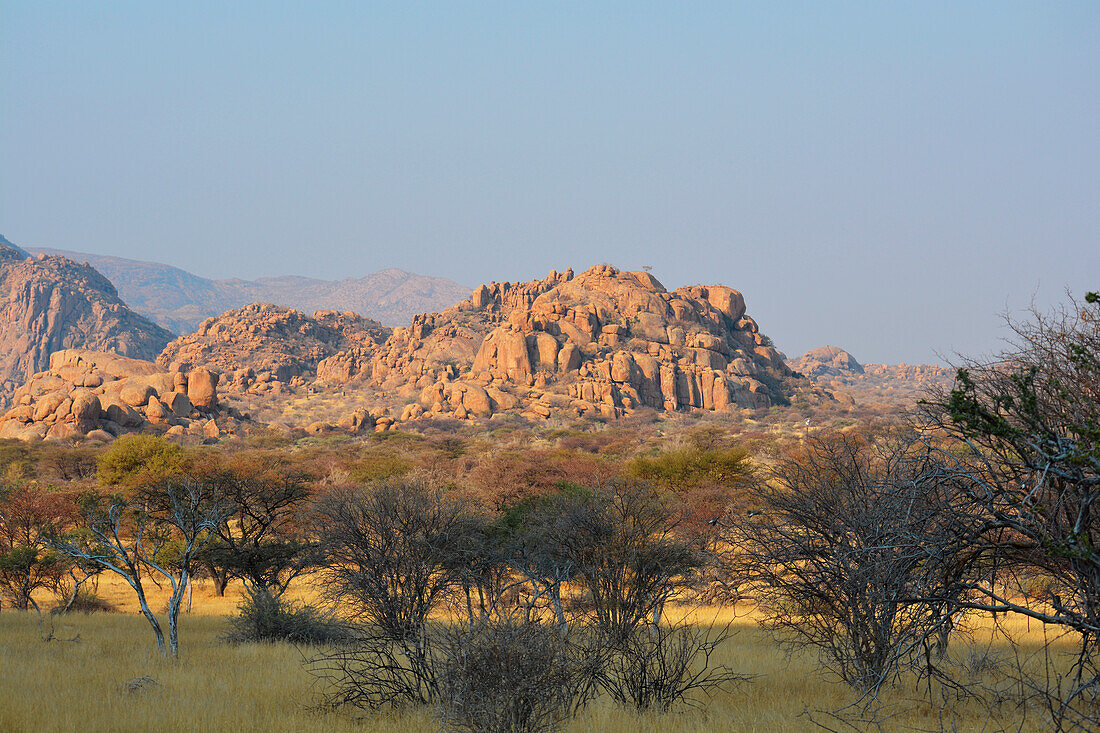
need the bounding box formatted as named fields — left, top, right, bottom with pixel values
left=1, top=291, right=1098, bottom=732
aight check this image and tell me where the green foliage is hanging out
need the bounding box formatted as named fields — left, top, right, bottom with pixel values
left=346, top=453, right=412, bottom=483
left=0, top=441, right=36, bottom=483
left=626, top=446, right=752, bottom=494
left=223, top=586, right=350, bottom=645
left=498, top=482, right=594, bottom=533
left=96, top=435, right=187, bottom=488
left=0, top=545, right=64, bottom=610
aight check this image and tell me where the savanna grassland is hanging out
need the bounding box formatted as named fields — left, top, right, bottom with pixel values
left=0, top=578, right=1051, bottom=733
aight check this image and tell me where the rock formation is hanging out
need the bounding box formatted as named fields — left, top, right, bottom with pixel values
left=0, top=235, right=30, bottom=263
left=319, top=264, right=796, bottom=423
left=788, top=346, right=865, bottom=379
left=0, top=349, right=244, bottom=442
left=0, top=244, right=174, bottom=406
left=788, top=346, right=952, bottom=408
left=157, top=304, right=391, bottom=396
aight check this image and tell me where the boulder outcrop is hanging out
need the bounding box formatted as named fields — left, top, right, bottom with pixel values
left=0, top=244, right=174, bottom=406
left=317, top=264, right=796, bottom=423
left=0, top=349, right=243, bottom=442
left=788, top=346, right=864, bottom=379
left=157, top=303, right=391, bottom=395
left=788, top=346, right=952, bottom=408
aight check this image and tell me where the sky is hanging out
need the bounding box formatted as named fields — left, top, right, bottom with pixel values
left=2, top=2, right=1097, bottom=364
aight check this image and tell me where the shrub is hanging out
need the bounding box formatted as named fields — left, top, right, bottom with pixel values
left=599, top=622, right=744, bottom=712
left=97, top=435, right=187, bottom=488
left=223, top=586, right=350, bottom=645
left=346, top=453, right=411, bottom=483
left=53, top=589, right=114, bottom=615
left=437, top=621, right=600, bottom=733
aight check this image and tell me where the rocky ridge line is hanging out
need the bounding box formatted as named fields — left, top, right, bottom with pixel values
left=178, top=264, right=802, bottom=427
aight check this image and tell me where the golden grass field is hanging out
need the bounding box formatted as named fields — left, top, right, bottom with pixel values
left=0, top=576, right=1055, bottom=733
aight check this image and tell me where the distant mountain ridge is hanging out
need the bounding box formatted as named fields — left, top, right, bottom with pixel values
left=28, top=248, right=471, bottom=333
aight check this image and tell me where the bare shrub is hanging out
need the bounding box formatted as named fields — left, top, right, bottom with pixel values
left=306, top=625, right=444, bottom=710
left=599, top=621, right=745, bottom=712
left=437, top=620, right=600, bottom=733
left=223, top=586, right=349, bottom=645
left=52, top=588, right=113, bottom=615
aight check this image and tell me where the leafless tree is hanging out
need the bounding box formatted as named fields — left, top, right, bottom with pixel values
left=918, top=291, right=1100, bottom=730
left=308, top=479, right=470, bottom=707
left=726, top=431, right=965, bottom=696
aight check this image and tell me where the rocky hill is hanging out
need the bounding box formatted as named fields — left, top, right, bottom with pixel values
left=0, top=349, right=245, bottom=441
left=788, top=345, right=865, bottom=379
left=789, top=346, right=952, bottom=407
left=157, top=304, right=391, bottom=395
left=29, top=248, right=470, bottom=332
left=151, top=265, right=799, bottom=428
left=0, top=242, right=174, bottom=405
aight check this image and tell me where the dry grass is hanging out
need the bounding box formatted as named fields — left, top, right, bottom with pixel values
left=1, top=576, right=1053, bottom=732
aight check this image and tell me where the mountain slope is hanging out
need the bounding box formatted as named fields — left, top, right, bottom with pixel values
left=0, top=235, right=30, bottom=262
left=0, top=244, right=174, bottom=403
left=29, top=248, right=470, bottom=332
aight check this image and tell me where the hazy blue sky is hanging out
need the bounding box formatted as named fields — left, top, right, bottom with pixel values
left=2, top=2, right=1097, bottom=364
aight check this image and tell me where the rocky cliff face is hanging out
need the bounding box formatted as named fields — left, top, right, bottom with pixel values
left=157, top=303, right=391, bottom=395
left=0, top=248, right=174, bottom=405
left=0, top=349, right=245, bottom=442
left=323, top=264, right=796, bottom=423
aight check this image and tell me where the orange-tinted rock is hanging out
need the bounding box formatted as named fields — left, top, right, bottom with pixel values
left=187, top=367, right=219, bottom=410
left=0, top=250, right=172, bottom=407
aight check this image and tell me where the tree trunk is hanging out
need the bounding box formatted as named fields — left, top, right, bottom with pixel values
left=550, top=586, right=568, bottom=633
left=213, top=571, right=228, bottom=597
left=134, top=584, right=166, bottom=655
left=59, top=576, right=83, bottom=615
left=166, top=569, right=188, bottom=658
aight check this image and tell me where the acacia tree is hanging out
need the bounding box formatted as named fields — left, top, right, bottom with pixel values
left=47, top=476, right=228, bottom=657
left=200, top=454, right=318, bottom=598
left=0, top=484, right=75, bottom=611
left=920, top=291, right=1100, bottom=729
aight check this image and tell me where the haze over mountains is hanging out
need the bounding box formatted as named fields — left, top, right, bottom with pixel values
left=29, top=248, right=470, bottom=334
